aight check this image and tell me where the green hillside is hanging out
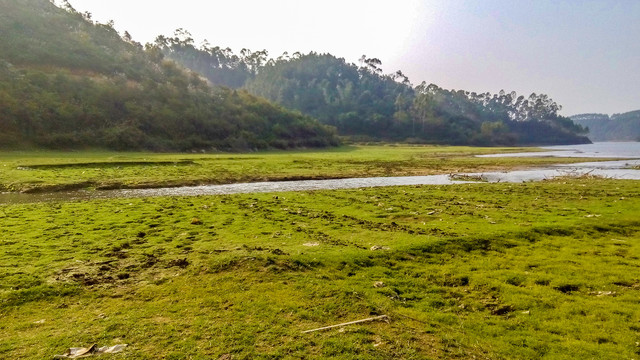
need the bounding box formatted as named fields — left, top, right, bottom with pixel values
left=0, top=0, right=338, bottom=151
left=246, top=54, right=590, bottom=146
left=159, top=34, right=590, bottom=146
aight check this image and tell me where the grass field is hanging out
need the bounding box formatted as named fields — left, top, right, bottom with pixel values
left=2, top=176, right=639, bottom=359
left=0, top=145, right=605, bottom=193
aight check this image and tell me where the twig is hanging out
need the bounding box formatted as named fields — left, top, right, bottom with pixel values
left=302, top=315, right=389, bottom=333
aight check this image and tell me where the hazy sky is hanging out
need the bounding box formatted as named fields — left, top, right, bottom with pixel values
left=65, top=0, right=639, bottom=116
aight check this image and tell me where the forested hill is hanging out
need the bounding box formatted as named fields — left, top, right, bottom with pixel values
left=0, top=0, right=338, bottom=151
left=571, top=111, right=640, bottom=142
left=160, top=33, right=590, bottom=146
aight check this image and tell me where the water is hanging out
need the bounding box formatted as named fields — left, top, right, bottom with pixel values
left=2, top=142, right=639, bottom=204
left=474, top=142, right=640, bottom=182
left=479, top=141, right=640, bottom=158
left=0, top=175, right=458, bottom=204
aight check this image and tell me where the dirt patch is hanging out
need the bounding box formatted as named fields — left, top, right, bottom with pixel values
left=167, top=258, right=189, bottom=268
left=52, top=254, right=190, bottom=287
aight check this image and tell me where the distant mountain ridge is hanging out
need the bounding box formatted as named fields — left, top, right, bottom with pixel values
left=0, top=0, right=338, bottom=151
left=571, top=110, right=640, bottom=142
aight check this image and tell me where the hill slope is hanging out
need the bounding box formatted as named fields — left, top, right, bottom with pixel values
left=0, top=0, right=338, bottom=151
left=244, top=53, right=590, bottom=145
left=160, top=37, right=590, bottom=146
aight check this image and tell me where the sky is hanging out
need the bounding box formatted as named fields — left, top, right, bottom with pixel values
left=65, top=0, right=640, bottom=116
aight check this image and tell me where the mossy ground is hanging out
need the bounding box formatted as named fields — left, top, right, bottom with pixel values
left=0, top=145, right=603, bottom=193
left=1, top=178, right=639, bottom=359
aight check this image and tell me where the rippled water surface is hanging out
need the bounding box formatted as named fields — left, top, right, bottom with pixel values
left=2, top=142, right=639, bottom=204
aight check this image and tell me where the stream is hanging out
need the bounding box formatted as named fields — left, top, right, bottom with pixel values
left=1, top=142, right=639, bottom=204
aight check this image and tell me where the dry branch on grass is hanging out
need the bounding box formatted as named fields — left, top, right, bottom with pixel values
left=302, top=315, right=389, bottom=333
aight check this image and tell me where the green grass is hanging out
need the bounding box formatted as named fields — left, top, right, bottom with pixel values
left=2, top=178, right=639, bottom=359
left=0, top=145, right=606, bottom=193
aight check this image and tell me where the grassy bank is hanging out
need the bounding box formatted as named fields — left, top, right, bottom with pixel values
left=1, top=178, right=639, bottom=359
left=0, top=145, right=604, bottom=193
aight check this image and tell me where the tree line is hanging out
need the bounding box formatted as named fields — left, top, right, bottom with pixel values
left=160, top=33, right=590, bottom=146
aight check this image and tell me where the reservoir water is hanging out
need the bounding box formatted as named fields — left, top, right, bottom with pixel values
left=479, top=141, right=640, bottom=159
left=1, top=142, right=639, bottom=204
